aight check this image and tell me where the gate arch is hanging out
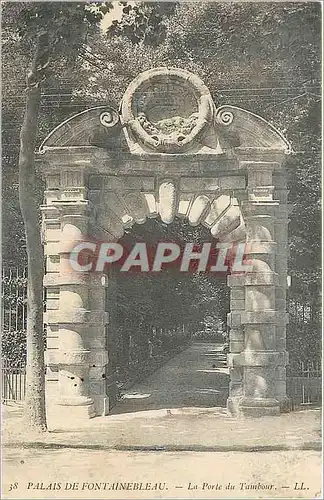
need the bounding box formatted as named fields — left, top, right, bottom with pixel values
left=38, top=67, right=291, bottom=423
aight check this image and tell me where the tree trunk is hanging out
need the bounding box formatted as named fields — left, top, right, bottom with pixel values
left=19, top=33, right=49, bottom=432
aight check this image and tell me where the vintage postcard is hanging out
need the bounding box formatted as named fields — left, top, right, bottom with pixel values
left=1, top=1, right=322, bottom=499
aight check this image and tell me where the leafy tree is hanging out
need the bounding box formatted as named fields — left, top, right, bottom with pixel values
left=108, top=2, right=177, bottom=46
left=1, top=1, right=111, bottom=431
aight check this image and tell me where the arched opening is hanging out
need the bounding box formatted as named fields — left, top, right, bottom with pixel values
left=106, top=219, right=230, bottom=414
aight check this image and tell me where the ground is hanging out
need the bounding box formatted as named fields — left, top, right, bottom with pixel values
left=2, top=343, right=322, bottom=499
left=112, top=342, right=229, bottom=413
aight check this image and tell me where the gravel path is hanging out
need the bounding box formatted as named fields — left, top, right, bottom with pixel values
left=111, top=342, right=229, bottom=414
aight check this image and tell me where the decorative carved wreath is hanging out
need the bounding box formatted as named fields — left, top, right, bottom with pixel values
left=121, top=68, right=214, bottom=153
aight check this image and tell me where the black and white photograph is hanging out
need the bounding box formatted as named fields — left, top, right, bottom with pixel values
left=1, top=1, right=322, bottom=498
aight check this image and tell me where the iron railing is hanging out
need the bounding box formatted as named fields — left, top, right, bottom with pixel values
left=1, top=360, right=26, bottom=402
left=1, top=267, right=27, bottom=333
left=287, top=360, right=322, bottom=407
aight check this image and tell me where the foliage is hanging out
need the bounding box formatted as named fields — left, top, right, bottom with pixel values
left=115, top=219, right=229, bottom=331
left=2, top=329, right=27, bottom=364
left=108, top=2, right=177, bottom=46
left=1, top=1, right=321, bottom=365
left=2, top=2, right=107, bottom=58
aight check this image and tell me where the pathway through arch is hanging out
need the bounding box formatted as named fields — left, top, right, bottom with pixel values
left=110, top=342, right=229, bottom=415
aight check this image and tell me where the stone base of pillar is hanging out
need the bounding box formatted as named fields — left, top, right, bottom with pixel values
left=239, top=397, right=280, bottom=417
left=92, top=395, right=110, bottom=416
left=278, top=395, right=291, bottom=413
left=227, top=396, right=290, bottom=417
left=227, top=397, right=243, bottom=417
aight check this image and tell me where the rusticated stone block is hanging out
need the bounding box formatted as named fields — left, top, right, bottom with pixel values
left=204, top=195, right=230, bottom=227
left=189, top=195, right=211, bottom=226
left=228, top=350, right=288, bottom=368
left=45, top=227, right=61, bottom=242
left=88, top=379, right=107, bottom=395
left=229, top=382, right=244, bottom=398
left=230, top=288, right=245, bottom=300
left=47, top=337, right=59, bottom=349
left=244, top=272, right=279, bottom=286
left=227, top=312, right=242, bottom=328
left=180, top=177, right=219, bottom=192
left=244, top=325, right=276, bottom=351
left=230, top=298, right=245, bottom=310
left=229, top=329, right=244, bottom=342
left=276, top=298, right=286, bottom=311
left=89, top=366, right=108, bottom=379
left=241, top=310, right=288, bottom=325
left=44, top=272, right=92, bottom=287
left=46, top=349, right=91, bottom=366
left=89, top=350, right=109, bottom=366
left=219, top=176, right=246, bottom=190
left=85, top=332, right=107, bottom=350
left=227, top=275, right=245, bottom=288
left=229, top=366, right=243, bottom=383
left=59, top=288, right=89, bottom=310
left=245, top=287, right=275, bottom=310
left=230, top=340, right=244, bottom=353
left=47, top=309, right=109, bottom=325
left=59, top=326, right=88, bottom=351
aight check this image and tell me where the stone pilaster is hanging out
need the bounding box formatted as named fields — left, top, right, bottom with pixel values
left=43, top=169, right=109, bottom=423
left=228, top=162, right=289, bottom=416
left=104, top=270, right=119, bottom=408
left=227, top=275, right=245, bottom=416
left=273, top=172, right=290, bottom=411
left=42, top=196, right=61, bottom=404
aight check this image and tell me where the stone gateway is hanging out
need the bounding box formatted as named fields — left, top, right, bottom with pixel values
left=37, top=67, right=291, bottom=423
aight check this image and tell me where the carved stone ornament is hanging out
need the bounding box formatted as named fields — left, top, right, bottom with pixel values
left=38, top=68, right=291, bottom=156
left=120, top=67, right=215, bottom=153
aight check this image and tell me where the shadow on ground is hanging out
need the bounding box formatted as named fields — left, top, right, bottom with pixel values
left=110, top=343, right=229, bottom=414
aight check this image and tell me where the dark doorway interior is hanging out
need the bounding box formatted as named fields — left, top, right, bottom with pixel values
left=106, top=219, right=230, bottom=413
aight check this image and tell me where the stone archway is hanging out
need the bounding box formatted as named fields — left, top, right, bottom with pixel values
left=38, top=67, right=291, bottom=423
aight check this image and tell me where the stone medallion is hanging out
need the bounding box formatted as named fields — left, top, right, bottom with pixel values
left=120, top=67, right=215, bottom=153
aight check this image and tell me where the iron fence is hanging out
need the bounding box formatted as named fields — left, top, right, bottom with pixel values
left=287, top=360, right=322, bottom=408
left=1, top=267, right=27, bottom=333
left=1, top=360, right=26, bottom=402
